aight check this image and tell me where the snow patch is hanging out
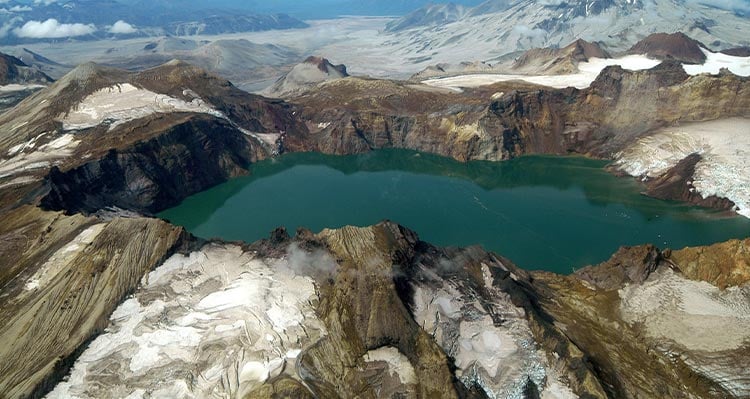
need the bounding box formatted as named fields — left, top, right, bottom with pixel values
left=422, top=55, right=661, bottom=90
left=363, top=347, right=417, bottom=385
left=0, top=133, right=79, bottom=179
left=24, top=224, right=106, bottom=291
left=620, top=268, right=750, bottom=352
left=423, top=50, right=750, bottom=91
left=682, top=48, right=750, bottom=77
left=59, top=83, right=225, bottom=131
left=619, top=268, right=750, bottom=396
left=0, top=83, right=46, bottom=92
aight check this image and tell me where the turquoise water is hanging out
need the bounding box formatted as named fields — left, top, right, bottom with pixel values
left=158, top=150, right=750, bottom=273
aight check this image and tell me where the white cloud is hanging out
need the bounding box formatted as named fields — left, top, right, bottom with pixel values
left=13, top=18, right=95, bottom=38
left=9, top=5, right=32, bottom=11
left=33, top=0, right=58, bottom=5
left=108, top=20, right=137, bottom=34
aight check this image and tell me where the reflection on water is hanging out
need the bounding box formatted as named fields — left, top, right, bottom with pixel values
left=159, top=150, right=750, bottom=273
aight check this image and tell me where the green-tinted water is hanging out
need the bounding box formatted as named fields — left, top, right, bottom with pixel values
left=159, top=150, right=750, bottom=273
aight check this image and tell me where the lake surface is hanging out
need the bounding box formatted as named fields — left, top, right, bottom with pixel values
left=159, top=150, right=750, bottom=273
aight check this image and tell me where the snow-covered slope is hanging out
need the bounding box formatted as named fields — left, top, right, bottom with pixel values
left=614, top=118, right=750, bottom=218
left=422, top=49, right=750, bottom=91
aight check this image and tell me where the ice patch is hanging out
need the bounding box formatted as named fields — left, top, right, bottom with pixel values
left=46, top=244, right=327, bottom=398
left=619, top=268, right=750, bottom=397
left=614, top=118, right=750, bottom=218
left=412, top=264, right=550, bottom=398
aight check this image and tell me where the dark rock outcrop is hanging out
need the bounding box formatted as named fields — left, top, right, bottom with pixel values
left=642, top=153, right=737, bottom=211
left=41, top=115, right=261, bottom=215
left=720, top=46, right=750, bottom=57
left=574, top=245, right=661, bottom=290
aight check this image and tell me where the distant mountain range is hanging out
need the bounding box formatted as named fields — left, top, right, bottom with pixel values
left=386, top=0, right=750, bottom=56
left=0, top=0, right=307, bottom=44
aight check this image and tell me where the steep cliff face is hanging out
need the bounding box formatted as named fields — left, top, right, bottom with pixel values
left=287, top=61, right=749, bottom=209
left=41, top=115, right=263, bottom=215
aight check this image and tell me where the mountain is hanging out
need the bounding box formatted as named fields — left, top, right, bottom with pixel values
left=382, top=0, right=750, bottom=62
left=0, top=53, right=53, bottom=86
left=627, top=32, right=708, bottom=64
left=100, top=38, right=299, bottom=90
left=0, top=52, right=53, bottom=112
left=466, top=0, right=513, bottom=16
left=263, top=56, right=349, bottom=98
left=385, top=3, right=469, bottom=32
left=166, top=14, right=307, bottom=36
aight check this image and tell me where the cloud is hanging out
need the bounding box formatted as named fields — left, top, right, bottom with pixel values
left=108, top=20, right=137, bottom=34
left=33, top=0, right=57, bottom=5
left=13, top=18, right=96, bottom=38
left=511, top=24, right=546, bottom=39
left=0, top=16, right=21, bottom=37
left=10, top=5, right=32, bottom=11
left=285, top=243, right=337, bottom=277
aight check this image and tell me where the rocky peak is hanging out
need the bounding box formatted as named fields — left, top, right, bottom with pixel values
left=512, top=38, right=610, bottom=74
left=627, top=32, right=707, bottom=64
left=263, top=56, right=349, bottom=98
left=303, top=56, right=348, bottom=76
left=567, top=38, right=610, bottom=60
